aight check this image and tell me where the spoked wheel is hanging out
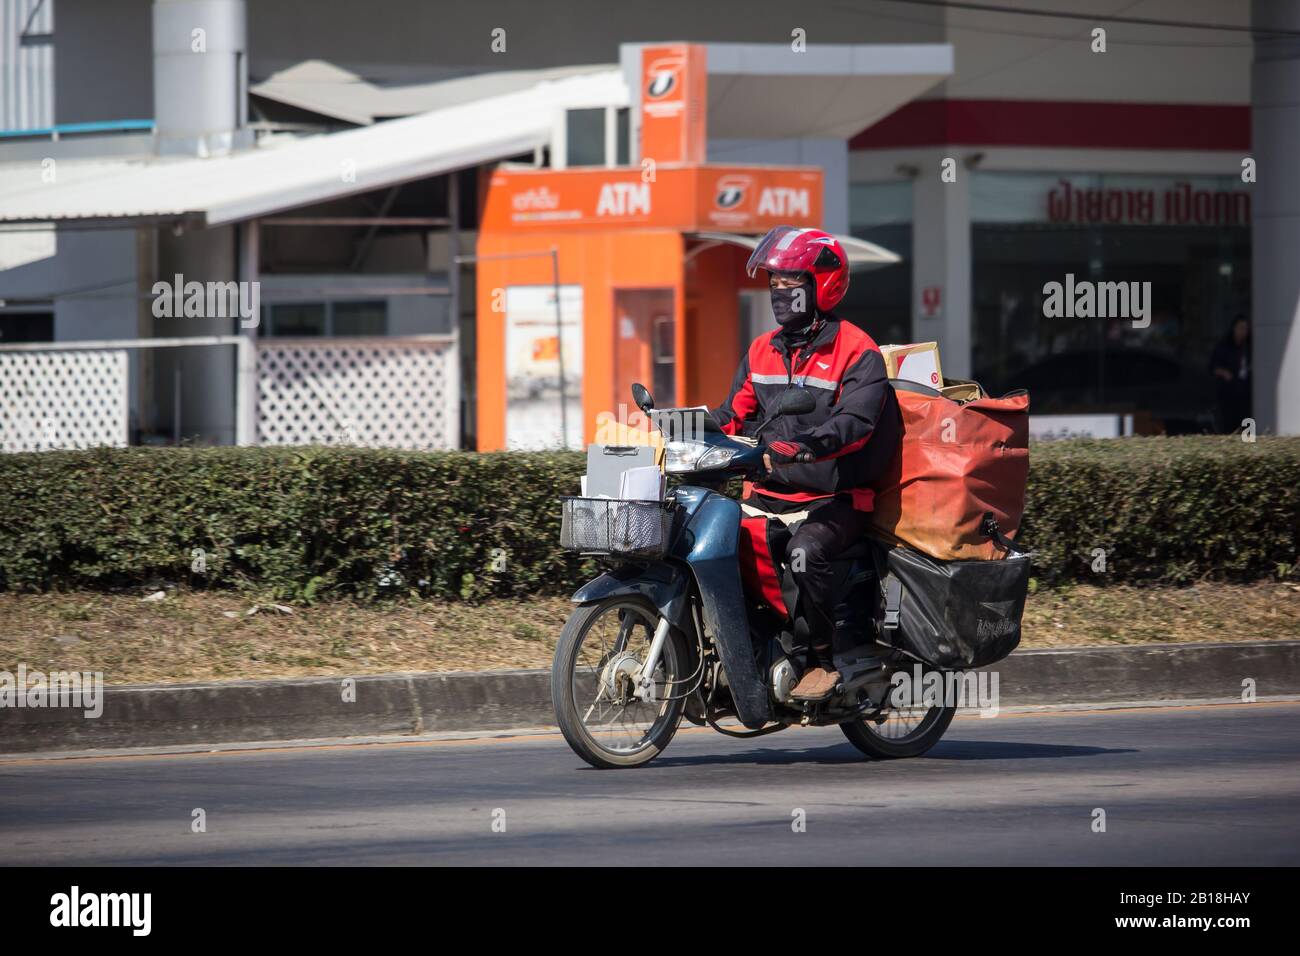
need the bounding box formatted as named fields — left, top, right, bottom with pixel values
left=840, top=679, right=956, bottom=759
left=551, top=596, right=689, bottom=769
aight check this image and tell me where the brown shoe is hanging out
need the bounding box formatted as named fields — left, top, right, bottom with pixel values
left=790, top=667, right=841, bottom=701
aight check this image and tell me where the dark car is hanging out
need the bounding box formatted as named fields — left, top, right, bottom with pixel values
left=992, top=348, right=1217, bottom=434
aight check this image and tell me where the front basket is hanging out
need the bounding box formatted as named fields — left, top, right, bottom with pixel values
left=559, top=496, right=674, bottom=558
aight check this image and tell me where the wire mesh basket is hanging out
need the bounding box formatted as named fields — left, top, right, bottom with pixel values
left=559, top=497, right=674, bottom=558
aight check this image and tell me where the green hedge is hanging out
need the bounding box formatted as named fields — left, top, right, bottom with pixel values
left=0, top=447, right=588, bottom=602
left=0, top=438, right=1296, bottom=601
left=1020, top=437, right=1299, bottom=585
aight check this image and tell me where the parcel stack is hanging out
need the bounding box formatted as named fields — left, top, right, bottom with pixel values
left=869, top=341, right=1032, bottom=669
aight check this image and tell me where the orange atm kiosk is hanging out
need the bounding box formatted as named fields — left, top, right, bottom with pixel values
left=474, top=44, right=825, bottom=451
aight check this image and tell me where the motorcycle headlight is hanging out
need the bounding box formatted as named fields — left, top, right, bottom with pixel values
left=664, top=440, right=738, bottom=473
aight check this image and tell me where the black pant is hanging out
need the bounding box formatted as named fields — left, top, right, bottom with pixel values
left=785, top=496, right=873, bottom=669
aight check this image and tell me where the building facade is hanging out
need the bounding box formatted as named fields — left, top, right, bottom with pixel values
left=1, top=0, right=1294, bottom=448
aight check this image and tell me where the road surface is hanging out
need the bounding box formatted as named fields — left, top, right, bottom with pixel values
left=1, top=701, right=1297, bottom=865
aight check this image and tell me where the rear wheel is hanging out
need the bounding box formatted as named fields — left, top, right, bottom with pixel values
left=552, top=596, right=689, bottom=769
left=840, top=691, right=955, bottom=759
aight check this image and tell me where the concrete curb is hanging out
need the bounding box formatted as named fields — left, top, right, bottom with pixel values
left=2, top=640, right=1297, bottom=754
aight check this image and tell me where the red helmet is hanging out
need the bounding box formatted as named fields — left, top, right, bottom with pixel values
left=746, top=226, right=850, bottom=312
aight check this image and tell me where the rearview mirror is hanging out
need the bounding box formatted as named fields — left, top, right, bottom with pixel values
left=631, top=382, right=654, bottom=412
left=777, top=388, right=816, bottom=417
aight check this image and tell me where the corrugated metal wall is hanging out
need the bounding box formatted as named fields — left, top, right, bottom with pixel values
left=1, top=0, right=54, bottom=131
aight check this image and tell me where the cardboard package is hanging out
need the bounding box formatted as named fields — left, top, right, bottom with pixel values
left=939, top=378, right=983, bottom=403
left=592, top=417, right=665, bottom=465
left=881, top=341, right=943, bottom=389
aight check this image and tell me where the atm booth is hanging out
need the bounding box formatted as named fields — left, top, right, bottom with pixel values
left=475, top=163, right=827, bottom=450
left=474, top=40, right=920, bottom=450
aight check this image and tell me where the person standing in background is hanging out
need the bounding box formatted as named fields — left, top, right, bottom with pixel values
left=1210, top=315, right=1251, bottom=433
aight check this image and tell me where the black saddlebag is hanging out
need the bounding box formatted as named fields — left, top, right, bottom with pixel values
left=881, top=547, right=1031, bottom=669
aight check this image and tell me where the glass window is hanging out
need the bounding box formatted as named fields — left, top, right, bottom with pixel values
left=333, top=301, right=386, bottom=336
left=262, top=301, right=388, bottom=337
left=613, top=289, right=675, bottom=407
left=844, top=181, right=913, bottom=345
left=652, top=314, right=676, bottom=404
left=269, top=303, right=326, bottom=337
left=971, top=172, right=1250, bottom=434
left=616, top=108, right=630, bottom=166
left=565, top=108, right=606, bottom=168
left=0, top=311, right=54, bottom=343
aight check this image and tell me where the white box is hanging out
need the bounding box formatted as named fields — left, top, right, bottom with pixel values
left=881, top=341, right=943, bottom=388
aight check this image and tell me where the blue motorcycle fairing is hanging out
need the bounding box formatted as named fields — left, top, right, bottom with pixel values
left=569, top=560, right=692, bottom=632
left=670, top=486, right=771, bottom=728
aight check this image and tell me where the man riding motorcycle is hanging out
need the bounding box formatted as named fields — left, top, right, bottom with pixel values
left=710, top=226, right=901, bottom=702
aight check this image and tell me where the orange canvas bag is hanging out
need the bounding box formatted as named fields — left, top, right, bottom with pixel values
left=867, top=383, right=1029, bottom=561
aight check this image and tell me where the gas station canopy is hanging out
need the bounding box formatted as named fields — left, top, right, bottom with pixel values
left=686, top=231, right=901, bottom=270
left=624, top=42, right=954, bottom=141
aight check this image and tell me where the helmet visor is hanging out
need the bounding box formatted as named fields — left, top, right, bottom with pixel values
left=746, top=225, right=818, bottom=279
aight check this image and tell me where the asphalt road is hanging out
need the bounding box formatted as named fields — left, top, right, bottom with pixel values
left=1, top=701, right=1297, bottom=865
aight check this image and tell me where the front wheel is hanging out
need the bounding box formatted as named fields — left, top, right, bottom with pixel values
left=840, top=696, right=955, bottom=759
left=552, top=596, right=689, bottom=769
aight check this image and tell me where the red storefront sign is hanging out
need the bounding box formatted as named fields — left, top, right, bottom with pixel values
left=1047, top=179, right=1251, bottom=226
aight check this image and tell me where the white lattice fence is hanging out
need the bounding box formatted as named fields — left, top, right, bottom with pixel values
left=257, top=339, right=459, bottom=449
left=0, top=350, right=129, bottom=452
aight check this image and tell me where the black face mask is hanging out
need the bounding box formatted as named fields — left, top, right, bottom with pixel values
left=770, top=279, right=816, bottom=329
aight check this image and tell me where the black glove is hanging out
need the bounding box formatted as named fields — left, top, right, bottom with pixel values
left=766, top=439, right=815, bottom=464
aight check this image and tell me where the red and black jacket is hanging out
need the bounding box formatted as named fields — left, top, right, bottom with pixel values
left=710, top=316, right=900, bottom=512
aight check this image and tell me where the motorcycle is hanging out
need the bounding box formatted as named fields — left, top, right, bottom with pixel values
left=550, top=383, right=956, bottom=769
